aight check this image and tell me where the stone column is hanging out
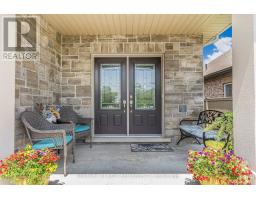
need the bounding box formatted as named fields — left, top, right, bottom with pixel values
left=0, top=14, right=15, bottom=159
left=232, top=14, right=256, bottom=172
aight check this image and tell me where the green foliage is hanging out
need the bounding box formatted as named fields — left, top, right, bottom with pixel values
left=204, top=112, right=233, bottom=150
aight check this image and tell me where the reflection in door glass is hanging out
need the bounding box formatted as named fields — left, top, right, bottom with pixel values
left=100, top=64, right=121, bottom=109
left=135, top=64, right=155, bottom=110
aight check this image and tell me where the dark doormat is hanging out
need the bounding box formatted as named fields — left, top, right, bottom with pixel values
left=130, top=143, right=174, bottom=152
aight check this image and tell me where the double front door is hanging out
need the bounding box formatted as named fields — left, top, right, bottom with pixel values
left=94, top=57, right=161, bottom=135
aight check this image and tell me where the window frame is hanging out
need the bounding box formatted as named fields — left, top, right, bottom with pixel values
left=223, top=82, right=232, bottom=98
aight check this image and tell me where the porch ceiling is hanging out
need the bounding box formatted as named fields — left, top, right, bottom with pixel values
left=42, top=14, right=231, bottom=44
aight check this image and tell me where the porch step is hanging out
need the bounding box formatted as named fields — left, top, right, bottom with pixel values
left=92, top=136, right=171, bottom=143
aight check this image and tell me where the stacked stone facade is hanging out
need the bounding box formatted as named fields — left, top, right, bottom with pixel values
left=15, top=16, right=62, bottom=149
left=15, top=16, right=204, bottom=149
left=61, top=34, right=204, bottom=139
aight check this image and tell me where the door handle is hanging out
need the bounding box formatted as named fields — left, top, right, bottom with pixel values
left=122, top=100, right=126, bottom=113
left=129, top=95, right=133, bottom=113
left=129, top=100, right=133, bottom=112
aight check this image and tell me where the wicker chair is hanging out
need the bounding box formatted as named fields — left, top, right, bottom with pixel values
left=59, top=106, right=93, bottom=148
left=21, top=111, right=75, bottom=176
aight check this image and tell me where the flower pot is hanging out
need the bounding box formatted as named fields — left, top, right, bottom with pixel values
left=16, top=176, right=49, bottom=185
left=199, top=177, right=228, bottom=185
left=1, top=176, right=49, bottom=185
left=0, top=178, right=13, bottom=185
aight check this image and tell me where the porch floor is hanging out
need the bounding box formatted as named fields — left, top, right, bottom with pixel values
left=55, top=142, right=203, bottom=174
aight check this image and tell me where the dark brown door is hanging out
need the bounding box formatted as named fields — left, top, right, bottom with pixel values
left=94, top=58, right=127, bottom=134
left=94, top=57, right=161, bottom=135
left=129, top=57, right=161, bottom=135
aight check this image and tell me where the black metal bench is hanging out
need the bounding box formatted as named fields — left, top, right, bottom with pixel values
left=176, top=110, right=224, bottom=146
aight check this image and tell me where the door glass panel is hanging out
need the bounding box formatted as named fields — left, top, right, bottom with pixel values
left=135, top=64, right=155, bottom=110
left=100, top=64, right=121, bottom=109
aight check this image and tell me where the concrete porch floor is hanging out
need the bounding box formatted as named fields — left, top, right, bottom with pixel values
left=55, top=142, right=203, bottom=174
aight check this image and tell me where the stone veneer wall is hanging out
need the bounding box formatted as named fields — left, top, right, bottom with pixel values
left=15, top=16, right=62, bottom=149
left=15, top=20, right=204, bottom=148
left=204, top=71, right=232, bottom=98
left=61, top=34, right=204, bottom=139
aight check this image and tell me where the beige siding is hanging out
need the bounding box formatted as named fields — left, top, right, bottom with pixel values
left=204, top=50, right=232, bottom=76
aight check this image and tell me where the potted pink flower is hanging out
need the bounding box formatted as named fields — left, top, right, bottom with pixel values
left=187, top=147, right=252, bottom=185
left=0, top=145, right=59, bottom=185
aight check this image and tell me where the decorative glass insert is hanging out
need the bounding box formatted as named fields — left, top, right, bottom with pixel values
left=135, top=64, right=156, bottom=110
left=100, top=64, right=121, bottom=109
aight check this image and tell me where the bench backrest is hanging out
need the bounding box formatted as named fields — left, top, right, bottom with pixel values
left=197, top=110, right=224, bottom=125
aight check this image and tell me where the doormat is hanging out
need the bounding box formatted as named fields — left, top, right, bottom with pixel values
left=130, top=143, right=174, bottom=152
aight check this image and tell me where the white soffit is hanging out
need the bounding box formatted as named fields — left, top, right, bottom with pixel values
left=42, top=14, right=231, bottom=44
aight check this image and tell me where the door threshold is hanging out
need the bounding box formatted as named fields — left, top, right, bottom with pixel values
left=92, top=136, right=171, bottom=143
left=94, top=134, right=162, bottom=137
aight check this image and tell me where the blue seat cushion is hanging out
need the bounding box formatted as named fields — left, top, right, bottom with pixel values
left=33, top=135, right=73, bottom=150
left=179, top=124, right=217, bottom=139
left=75, top=124, right=90, bottom=134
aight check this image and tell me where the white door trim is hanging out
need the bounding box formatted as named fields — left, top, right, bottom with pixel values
left=126, top=56, right=130, bottom=136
